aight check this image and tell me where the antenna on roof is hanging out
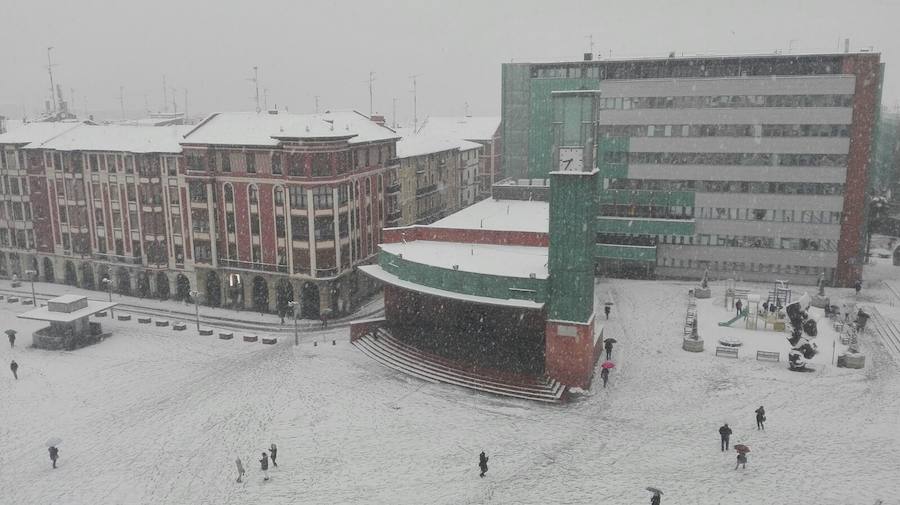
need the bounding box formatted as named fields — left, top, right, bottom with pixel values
left=409, top=74, right=422, bottom=132
left=117, top=85, right=125, bottom=120
left=392, top=97, right=398, bottom=129
left=162, top=75, right=168, bottom=113
left=367, top=71, right=376, bottom=116
left=46, top=47, right=58, bottom=112
left=249, top=66, right=261, bottom=113
left=314, top=95, right=320, bottom=114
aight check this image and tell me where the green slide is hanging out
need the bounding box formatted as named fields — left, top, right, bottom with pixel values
left=718, top=308, right=749, bottom=327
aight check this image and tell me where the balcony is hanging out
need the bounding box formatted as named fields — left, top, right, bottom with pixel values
left=595, top=243, right=657, bottom=263
left=386, top=181, right=401, bottom=194
left=596, top=216, right=695, bottom=237
left=415, top=183, right=439, bottom=197
left=218, top=258, right=289, bottom=274
left=386, top=209, right=402, bottom=223
left=600, top=189, right=695, bottom=208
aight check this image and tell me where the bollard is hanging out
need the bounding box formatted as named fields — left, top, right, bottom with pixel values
left=314, top=341, right=317, bottom=347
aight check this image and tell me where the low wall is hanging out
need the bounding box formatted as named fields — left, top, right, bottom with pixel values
left=349, top=318, right=386, bottom=342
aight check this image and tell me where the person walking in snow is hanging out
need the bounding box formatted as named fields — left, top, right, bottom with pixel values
left=48, top=446, right=59, bottom=468
left=604, top=305, right=611, bottom=320
left=734, top=451, right=747, bottom=470
left=718, top=423, right=732, bottom=451
left=7, top=332, right=14, bottom=348
left=854, top=279, right=862, bottom=295
left=259, top=452, right=269, bottom=481
left=735, top=299, right=743, bottom=318
left=650, top=491, right=661, bottom=505
left=235, top=457, right=245, bottom=483
left=600, top=367, right=610, bottom=388
left=604, top=339, right=614, bottom=360
left=478, top=451, right=489, bottom=478
left=269, top=444, right=278, bottom=467
left=10, top=360, right=18, bottom=380
left=755, top=406, right=766, bottom=430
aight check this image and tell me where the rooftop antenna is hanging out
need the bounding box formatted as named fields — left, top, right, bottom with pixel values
left=162, top=75, right=168, bottom=113
left=143, top=93, right=149, bottom=114
left=409, top=74, right=421, bottom=132
left=118, top=85, right=125, bottom=119
left=263, top=88, right=269, bottom=111
left=392, top=97, right=398, bottom=129
left=171, top=87, right=178, bottom=114
left=315, top=95, right=320, bottom=113
left=184, top=88, right=189, bottom=122
left=249, top=66, right=261, bottom=113
left=464, top=101, right=469, bottom=116
left=585, top=34, right=594, bottom=54
left=70, top=88, right=75, bottom=113
left=366, top=71, right=376, bottom=116
left=46, top=47, right=58, bottom=112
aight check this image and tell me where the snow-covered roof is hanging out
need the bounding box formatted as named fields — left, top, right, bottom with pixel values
left=359, top=264, right=544, bottom=310
left=29, top=124, right=190, bottom=153
left=182, top=110, right=400, bottom=147
left=431, top=198, right=549, bottom=234
left=2, top=119, right=25, bottom=133
left=396, top=135, right=482, bottom=158
left=0, top=121, right=83, bottom=146
left=416, top=116, right=501, bottom=142
left=382, top=240, right=548, bottom=279
left=18, top=299, right=118, bottom=322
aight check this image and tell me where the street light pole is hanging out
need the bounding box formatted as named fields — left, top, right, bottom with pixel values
left=190, top=290, right=201, bottom=332
left=289, top=301, right=299, bottom=346
left=24, top=270, right=37, bottom=306
left=102, top=278, right=114, bottom=318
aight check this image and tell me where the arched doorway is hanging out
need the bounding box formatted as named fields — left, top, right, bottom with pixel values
left=175, top=274, right=191, bottom=302
left=274, top=278, right=294, bottom=318
left=227, top=273, right=244, bottom=309
left=205, top=271, right=222, bottom=307
left=300, top=282, right=320, bottom=319
left=116, top=267, right=132, bottom=296
left=156, top=272, right=170, bottom=300
left=136, top=271, right=151, bottom=298
left=43, top=258, right=55, bottom=283
left=81, top=263, right=95, bottom=290
left=63, top=261, right=78, bottom=286
left=251, top=276, right=269, bottom=313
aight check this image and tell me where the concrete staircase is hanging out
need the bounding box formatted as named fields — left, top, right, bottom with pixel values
left=353, top=328, right=566, bottom=403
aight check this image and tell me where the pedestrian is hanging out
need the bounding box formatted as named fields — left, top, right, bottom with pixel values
left=48, top=446, right=59, bottom=469
left=604, top=339, right=614, bottom=360
left=259, top=452, right=269, bottom=481
left=718, top=423, right=732, bottom=452
left=10, top=360, right=18, bottom=380
left=735, top=299, right=743, bottom=317
left=269, top=443, right=278, bottom=467
left=235, top=457, right=245, bottom=483
left=7, top=332, right=14, bottom=348
left=755, top=406, right=766, bottom=430
left=279, top=309, right=285, bottom=325
left=604, top=305, right=611, bottom=320
left=478, top=451, right=489, bottom=478
left=650, top=491, right=661, bottom=505
left=600, top=367, right=610, bottom=388
left=734, top=451, right=747, bottom=470
left=854, top=279, right=862, bottom=295
left=320, top=314, right=328, bottom=328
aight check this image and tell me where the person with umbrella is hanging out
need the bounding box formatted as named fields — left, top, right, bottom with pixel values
left=718, top=423, right=732, bottom=451
left=755, top=406, right=766, bottom=430
left=604, top=338, right=616, bottom=360
left=10, top=360, right=18, bottom=380
left=646, top=487, right=663, bottom=504
left=734, top=445, right=750, bottom=470
left=6, top=329, right=15, bottom=348
left=478, top=451, right=489, bottom=478
left=47, top=439, right=62, bottom=469
left=604, top=304, right=611, bottom=320
left=600, top=361, right=615, bottom=388
left=259, top=451, right=270, bottom=481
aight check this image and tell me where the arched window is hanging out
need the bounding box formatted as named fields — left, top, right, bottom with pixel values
left=274, top=186, right=284, bottom=206
left=248, top=185, right=259, bottom=204
left=223, top=183, right=234, bottom=203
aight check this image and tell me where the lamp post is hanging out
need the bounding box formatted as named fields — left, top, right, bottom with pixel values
left=24, top=269, right=37, bottom=306
left=288, top=301, right=300, bottom=346
left=101, top=277, right=114, bottom=318
left=190, top=290, right=201, bottom=332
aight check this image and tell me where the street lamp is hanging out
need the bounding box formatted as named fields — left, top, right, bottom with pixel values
left=101, top=277, right=114, bottom=318
left=189, top=290, right=202, bottom=332
left=24, top=269, right=37, bottom=306
left=288, top=301, right=300, bottom=346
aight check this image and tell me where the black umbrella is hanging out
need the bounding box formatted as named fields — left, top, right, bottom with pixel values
left=5, top=329, right=16, bottom=337
left=604, top=338, right=617, bottom=344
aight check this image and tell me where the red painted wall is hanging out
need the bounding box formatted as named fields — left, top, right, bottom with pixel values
left=836, top=54, right=881, bottom=287
left=257, top=183, right=276, bottom=265
left=544, top=317, right=597, bottom=389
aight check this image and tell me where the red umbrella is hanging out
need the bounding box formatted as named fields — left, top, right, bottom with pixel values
left=734, top=444, right=750, bottom=453
left=601, top=361, right=615, bottom=369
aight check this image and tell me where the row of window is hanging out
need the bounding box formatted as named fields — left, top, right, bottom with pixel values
left=187, top=145, right=394, bottom=177
left=0, top=176, right=28, bottom=196
left=608, top=178, right=845, bottom=196
left=604, top=151, right=848, bottom=168
left=0, top=201, right=32, bottom=221
left=659, top=233, right=837, bottom=252
left=598, top=94, right=853, bottom=110
left=0, top=228, right=35, bottom=249
left=597, top=123, right=850, bottom=139
left=696, top=207, right=843, bottom=224
left=0, top=150, right=25, bottom=171
left=660, top=257, right=830, bottom=277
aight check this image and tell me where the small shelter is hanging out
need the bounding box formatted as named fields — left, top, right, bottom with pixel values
left=17, top=295, right=118, bottom=350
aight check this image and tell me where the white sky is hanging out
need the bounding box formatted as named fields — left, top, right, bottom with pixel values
left=1, top=0, right=898, bottom=122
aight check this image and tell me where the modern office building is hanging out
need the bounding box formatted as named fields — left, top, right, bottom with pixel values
left=501, top=52, right=883, bottom=286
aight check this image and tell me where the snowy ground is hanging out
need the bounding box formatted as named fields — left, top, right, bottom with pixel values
left=2, top=257, right=900, bottom=504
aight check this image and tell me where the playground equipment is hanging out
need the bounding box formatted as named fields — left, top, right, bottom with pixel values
left=724, top=279, right=750, bottom=309
left=718, top=308, right=749, bottom=327
left=767, top=279, right=792, bottom=310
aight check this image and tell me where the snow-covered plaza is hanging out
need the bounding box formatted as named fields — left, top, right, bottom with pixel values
left=2, top=262, right=899, bottom=504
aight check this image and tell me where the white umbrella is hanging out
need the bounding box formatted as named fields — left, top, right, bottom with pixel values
left=645, top=486, right=663, bottom=495
left=45, top=437, right=62, bottom=448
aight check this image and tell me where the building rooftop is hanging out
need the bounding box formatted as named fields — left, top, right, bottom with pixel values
left=416, top=116, right=501, bottom=142
left=182, top=110, right=400, bottom=147
left=381, top=240, right=548, bottom=279
left=515, top=50, right=881, bottom=66
left=430, top=198, right=549, bottom=234
left=396, top=135, right=482, bottom=159
left=28, top=124, right=190, bottom=153
left=18, top=298, right=118, bottom=323
left=0, top=121, right=83, bottom=146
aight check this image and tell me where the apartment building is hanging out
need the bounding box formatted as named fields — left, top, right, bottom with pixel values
left=416, top=116, right=502, bottom=197
left=501, top=52, right=883, bottom=286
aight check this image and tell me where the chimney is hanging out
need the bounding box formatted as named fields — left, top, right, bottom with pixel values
left=370, top=114, right=386, bottom=126
left=583, top=53, right=593, bottom=61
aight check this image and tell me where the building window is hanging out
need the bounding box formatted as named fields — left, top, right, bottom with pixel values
left=224, top=183, right=234, bottom=203
left=289, top=186, right=307, bottom=209
left=221, top=152, right=231, bottom=172
left=272, top=153, right=282, bottom=175
left=248, top=185, right=259, bottom=205
left=314, top=216, right=334, bottom=240
left=291, top=216, right=308, bottom=240
left=312, top=153, right=330, bottom=177
left=246, top=153, right=256, bottom=174
left=313, top=186, right=333, bottom=209
left=274, top=186, right=284, bottom=205
left=189, top=182, right=207, bottom=203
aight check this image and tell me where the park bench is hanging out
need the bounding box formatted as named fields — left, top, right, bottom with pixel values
left=715, top=346, right=739, bottom=359
left=218, top=332, right=234, bottom=340
left=199, top=328, right=213, bottom=336
left=155, top=320, right=169, bottom=327
left=137, top=317, right=151, bottom=324
left=243, top=335, right=258, bottom=343
left=117, top=314, right=131, bottom=321
left=756, top=350, right=780, bottom=362
left=173, top=322, right=187, bottom=331
left=261, top=337, right=277, bottom=345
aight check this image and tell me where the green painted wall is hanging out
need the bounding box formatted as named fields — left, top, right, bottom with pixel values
left=595, top=244, right=657, bottom=262
left=599, top=189, right=695, bottom=207
left=379, top=250, right=548, bottom=303
left=528, top=78, right=599, bottom=178
left=598, top=136, right=629, bottom=179
left=548, top=171, right=598, bottom=322
left=501, top=64, right=533, bottom=179
left=596, top=216, right=695, bottom=236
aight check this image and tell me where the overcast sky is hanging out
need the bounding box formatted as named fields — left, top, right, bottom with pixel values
left=1, top=0, right=898, bottom=123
